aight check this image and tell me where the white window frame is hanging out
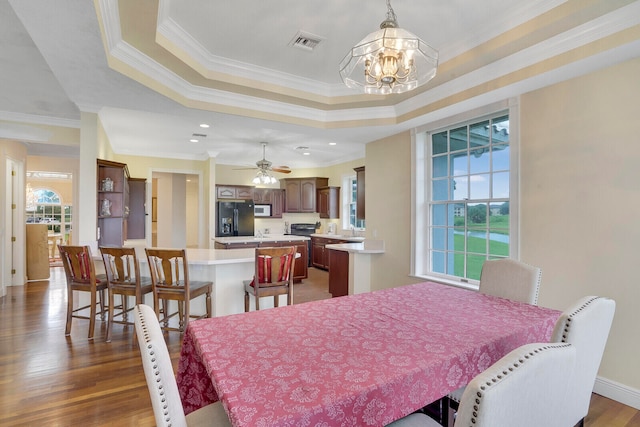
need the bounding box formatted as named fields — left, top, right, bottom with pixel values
left=342, top=174, right=365, bottom=231
left=412, top=100, right=520, bottom=288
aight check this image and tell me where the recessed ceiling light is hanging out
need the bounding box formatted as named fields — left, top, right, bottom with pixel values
left=303, top=152, right=311, bottom=156
left=329, top=142, right=337, bottom=146
left=199, top=123, right=210, bottom=128
left=190, top=139, right=199, bottom=143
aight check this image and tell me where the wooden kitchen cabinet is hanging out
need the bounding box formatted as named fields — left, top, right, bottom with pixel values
left=282, top=177, right=328, bottom=213
left=127, top=177, right=146, bottom=239
left=328, top=248, right=349, bottom=297
left=354, top=166, right=365, bottom=220
left=253, top=188, right=285, bottom=218
left=271, top=189, right=285, bottom=218
left=97, top=159, right=129, bottom=247
left=216, top=185, right=254, bottom=200
left=311, top=236, right=347, bottom=270
left=317, top=186, right=340, bottom=219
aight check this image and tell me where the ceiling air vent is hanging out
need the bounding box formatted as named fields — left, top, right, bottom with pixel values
left=289, top=31, right=324, bottom=51
left=192, top=133, right=207, bottom=138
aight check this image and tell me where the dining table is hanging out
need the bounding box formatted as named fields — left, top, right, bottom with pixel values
left=176, top=281, right=561, bottom=427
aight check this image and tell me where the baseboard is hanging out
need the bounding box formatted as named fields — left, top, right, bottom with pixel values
left=594, top=376, right=640, bottom=410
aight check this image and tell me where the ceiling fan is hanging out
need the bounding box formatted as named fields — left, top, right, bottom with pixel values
left=236, top=142, right=291, bottom=183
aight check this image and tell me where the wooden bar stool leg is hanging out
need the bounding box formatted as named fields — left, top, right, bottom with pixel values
left=65, top=288, right=73, bottom=336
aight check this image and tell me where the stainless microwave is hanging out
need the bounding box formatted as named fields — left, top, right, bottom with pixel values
left=254, top=204, right=271, bottom=217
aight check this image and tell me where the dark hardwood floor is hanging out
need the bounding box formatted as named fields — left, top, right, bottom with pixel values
left=0, top=266, right=638, bottom=426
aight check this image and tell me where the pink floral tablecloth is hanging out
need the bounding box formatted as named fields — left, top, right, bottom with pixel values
left=177, top=281, right=561, bottom=426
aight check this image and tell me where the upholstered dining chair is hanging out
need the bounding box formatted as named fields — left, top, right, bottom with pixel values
left=58, top=244, right=108, bottom=339
left=99, top=246, right=153, bottom=342
left=551, top=296, right=616, bottom=427
left=443, top=258, right=543, bottom=425
left=387, top=342, right=576, bottom=427
left=244, top=246, right=296, bottom=312
left=134, top=304, right=231, bottom=427
left=478, top=258, right=542, bottom=304
left=145, top=248, right=212, bottom=333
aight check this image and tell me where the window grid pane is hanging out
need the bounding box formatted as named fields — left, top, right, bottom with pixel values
left=428, top=114, right=510, bottom=281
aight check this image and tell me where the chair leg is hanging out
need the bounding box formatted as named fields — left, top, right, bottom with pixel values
left=205, top=291, right=211, bottom=318
left=99, top=289, right=106, bottom=321
left=65, top=287, right=73, bottom=336
left=440, top=397, right=449, bottom=427
left=182, top=300, right=189, bottom=332
left=255, top=294, right=260, bottom=311
left=88, top=289, right=97, bottom=340
left=274, top=295, right=279, bottom=308
left=244, top=291, right=250, bottom=312
left=106, top=291, right=115, bottom=343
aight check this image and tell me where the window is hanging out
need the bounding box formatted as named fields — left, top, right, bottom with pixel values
left=25, top=188, right=72, bottom=236
left=342, top=175, right=365, bottom=230
left=415, top=110, right=515, bottom=284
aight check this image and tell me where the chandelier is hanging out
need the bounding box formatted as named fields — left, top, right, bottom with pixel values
left=339, top=0, right=438, bottom=95
left=252, top=169, right=278, bottom=185
left=26, top=183, right=37, bottom=211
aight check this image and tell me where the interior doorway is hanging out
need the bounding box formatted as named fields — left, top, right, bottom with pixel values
left=150, top=171, right=201, bottom=248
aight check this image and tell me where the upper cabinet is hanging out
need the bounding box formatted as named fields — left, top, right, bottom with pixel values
left=282, top=178, right=328, bottom=213
left=216, top=185, right=254, bottom=200
left=354, top=166, right=365, bottom=220
left=97, top=159, right=130, bottom=247
left=317, top=186, right=340, bottom=219
left=253, top=188, right=285, bottom=218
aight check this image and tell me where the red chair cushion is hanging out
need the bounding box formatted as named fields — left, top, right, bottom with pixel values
left=250, top=253, right=294, bottom=287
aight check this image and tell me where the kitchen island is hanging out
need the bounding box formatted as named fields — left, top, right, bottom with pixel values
left=95, top=246, right=282, bottom=317
left=213, top=234, right=310, bottom=282
left=326, top=239, right=385, bottom=296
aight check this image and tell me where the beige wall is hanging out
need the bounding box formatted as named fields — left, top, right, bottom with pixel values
left=519, top=58, right=640, bottom=393
left=361, top=58, right=640, bottom=401
left=27, top=155, right=78, bottom=205
left=366, top=131, right=422, bottom=291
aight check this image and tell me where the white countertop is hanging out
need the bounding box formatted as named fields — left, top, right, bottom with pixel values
left=310, top=233, right=365, bottom=242
left=125, top=246, right=257, bottom=265
left=214, top=235, right=310, bottom=244
left=325, top=239, right=385, bottom=254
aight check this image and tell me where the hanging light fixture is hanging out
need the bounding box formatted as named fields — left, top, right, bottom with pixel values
left=26, top=183, right=37, bottom=211
left=252, top=169, right=278, bottom=185
left=339, top=0, right=438, bottom=95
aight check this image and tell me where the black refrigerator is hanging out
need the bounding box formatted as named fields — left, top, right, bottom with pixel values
left=216, top=201, right=255, bottom=237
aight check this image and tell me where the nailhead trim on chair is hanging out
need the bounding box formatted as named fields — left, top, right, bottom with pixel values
left=136, top=308, right=173, bottom=426
left=556, top=296, right=600, bottom=343
left=465, top=343, right=572, bottom=426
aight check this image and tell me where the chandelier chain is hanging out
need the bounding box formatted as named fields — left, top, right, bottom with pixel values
left=385, top=0, right=397, bottom=25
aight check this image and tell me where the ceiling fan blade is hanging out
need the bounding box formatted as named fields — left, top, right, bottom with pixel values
left=233, top=166, right=258, bottom=170
left=272, top=167, right=292, bottom=174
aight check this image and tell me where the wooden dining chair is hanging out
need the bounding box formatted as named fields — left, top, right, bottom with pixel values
left=134, top=304, right=231, bottom=427
left=145, top=248, right=212, bottom=333
left=58, top=244, right=108, bottom=339
left=443, top=257, right=542, bottom=426
left=99, top=246, right=153, bottom=342
left=387, top=343, right=576, bottom=427
left=244, top=246, right=296, bottom=312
